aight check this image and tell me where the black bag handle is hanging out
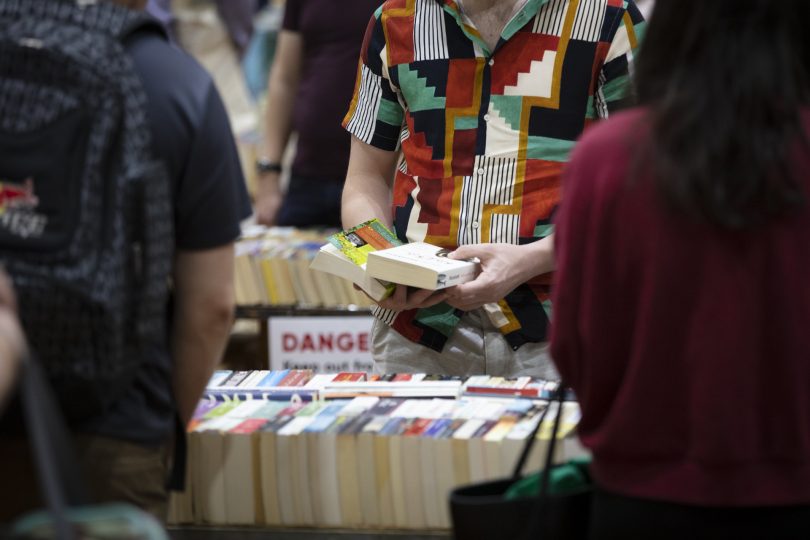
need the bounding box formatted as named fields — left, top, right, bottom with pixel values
left=509, top=382, right=567, bottom=480
left=19, top=354, right=90, bottom=540
left=539, top=384, right=567, bottom=497
left=520, top=384, right=570, bottom=540
left=510, top=389, right=554, bottom=479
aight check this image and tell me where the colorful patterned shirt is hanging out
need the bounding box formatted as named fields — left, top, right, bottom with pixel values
left=343, top=0, right=645, bottom=352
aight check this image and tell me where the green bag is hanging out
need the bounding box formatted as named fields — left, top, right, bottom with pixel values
left=11, top=504, right=169, bottom=540
left=505, top=456, right=592, bottom=500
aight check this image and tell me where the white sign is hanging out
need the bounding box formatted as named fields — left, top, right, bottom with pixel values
left=268, top=316, right=375, bottom=373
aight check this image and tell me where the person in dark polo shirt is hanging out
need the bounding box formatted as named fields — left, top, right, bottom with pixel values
left=254, top=0, right=383, bottom=228
left=0, top=0, right=251, bottom=523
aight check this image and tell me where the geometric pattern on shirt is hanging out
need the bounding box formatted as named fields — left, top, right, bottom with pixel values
left=345, top=0, right=645, bottom=352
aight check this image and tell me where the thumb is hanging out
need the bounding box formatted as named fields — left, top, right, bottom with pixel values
left=447, top=244, right=482, bottom=261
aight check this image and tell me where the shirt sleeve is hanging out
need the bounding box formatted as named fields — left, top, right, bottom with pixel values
left=174, top=83, right=252, bottom=250
left=593, top=0, right=646, bottom=118
left=281, top=0, right=303, bottom=32
left=342, top=10, right=405, bottom=152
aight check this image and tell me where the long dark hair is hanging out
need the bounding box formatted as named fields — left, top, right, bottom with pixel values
left=634, top=0, right=810, bottom=229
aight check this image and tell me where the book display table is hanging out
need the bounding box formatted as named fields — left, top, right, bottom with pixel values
left=169, top=371, right=586, bottom=533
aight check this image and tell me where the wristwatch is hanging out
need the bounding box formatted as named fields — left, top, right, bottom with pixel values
left=256, top=157, right=282, bottom=174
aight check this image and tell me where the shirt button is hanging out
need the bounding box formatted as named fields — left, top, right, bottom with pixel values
left=472, top=221, right=480, bottom=229
left=483, top=114, right=490, bottom=122
left=488, top=58, right=495, bottom=66
left=477, top=167, right=485, bottom=175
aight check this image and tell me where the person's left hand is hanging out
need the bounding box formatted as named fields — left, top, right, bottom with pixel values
left=377, top=284, right=449, bottom=311
left=443, top=243, right=546, bottom=311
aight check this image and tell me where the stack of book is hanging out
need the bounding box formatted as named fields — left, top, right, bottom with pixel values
left=309, top=219, right=480, bottom=301
left=168, top=371, right=586, bottom=530
left=234, top=227, right=376, bottom=309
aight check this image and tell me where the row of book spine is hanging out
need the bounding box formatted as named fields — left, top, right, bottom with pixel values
left=168, top=372, right=585, bottom=530
left=234, top=227, right=375, bottom=309
left=204, top=369, right=567, bottom=402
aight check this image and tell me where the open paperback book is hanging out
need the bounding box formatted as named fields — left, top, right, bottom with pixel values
left=309, top=219, right=480, bottom=297
left=308, top=219, right=400, bottom=302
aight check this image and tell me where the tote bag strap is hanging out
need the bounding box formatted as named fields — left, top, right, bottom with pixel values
left=19, top=354, right=91, bottom=540
left=539, top=383, right=567, bottom=497
left=510, top=382, right=562, bottom=479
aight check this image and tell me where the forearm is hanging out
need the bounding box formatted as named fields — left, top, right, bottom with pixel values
left=341, top=138, right=400, bottom=229
left=257, top=77, right=296, bottom=197
left=258, top=30, right=303, bottom=198
left=341, top=173, right=394, bottom=229
left=520, top=234, right=555, bottom=279
left=262, top=79, right=295, bottom=167
left=171, top=307, right=233, bottom=425
left=170, top=247, right=236, bottom=425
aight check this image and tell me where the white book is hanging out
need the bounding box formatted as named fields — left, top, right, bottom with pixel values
left=366, top=242, right=479, bottom=290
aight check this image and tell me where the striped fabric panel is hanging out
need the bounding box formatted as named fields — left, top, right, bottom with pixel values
left=571, top=0, right=608, bottom=42
left=457, top=156, right=518, bottom=246
left=594, top=70, right=609, bottom=118
left=373, top=306, right=398, bottom=325
left=458, top=173, right=483, bottom=246
left=414, top=0, right=449, bottom=61
left=533, top=0, right=569, bottom=36
left=400, top=122, right=411, bottom=146
left=345, top=64, right=383, bottom=143
left=490, top=213, right=520, bottom=245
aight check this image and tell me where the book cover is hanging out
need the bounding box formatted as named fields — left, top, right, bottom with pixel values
left=309, top=219, right=400, bottom=302
left=366, top=242, right=480, bottom=290
left=257, top=369, right=290, bottom=388
left=276, top=369, right=314, bottom=387
left=328, top=218, right=401, bottom=264
left=331, top=371, right=368, bottom=382
left=207, top=370, right=232, bottom=388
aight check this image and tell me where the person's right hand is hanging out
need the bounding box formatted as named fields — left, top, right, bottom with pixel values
left=254, top=182, right=283, bottom=226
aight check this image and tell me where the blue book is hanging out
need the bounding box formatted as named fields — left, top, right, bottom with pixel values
left=257, top=369, right=290, bottom=388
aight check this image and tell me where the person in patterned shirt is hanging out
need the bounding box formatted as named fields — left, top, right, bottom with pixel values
left=342, top=0, right=644, bottom=378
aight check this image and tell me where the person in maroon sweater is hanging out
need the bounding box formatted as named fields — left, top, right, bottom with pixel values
left=551, top=1, right=810, bottom=538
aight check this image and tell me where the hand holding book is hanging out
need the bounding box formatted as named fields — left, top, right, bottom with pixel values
left=443, top=240, right=555, bottom=311
left=309, top=219, right=481, bottom=307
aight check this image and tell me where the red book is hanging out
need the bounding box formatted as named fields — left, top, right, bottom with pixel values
left=403, top=418, right=432, bottom=436
left=332, top=371, right=367, bottom=382
left=276, top=369, right=313, bottom=387
left=465, top=386, right=542, bottom=397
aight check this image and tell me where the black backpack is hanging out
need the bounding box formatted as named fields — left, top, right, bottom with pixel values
left=0, top=0, right=174, bottom=422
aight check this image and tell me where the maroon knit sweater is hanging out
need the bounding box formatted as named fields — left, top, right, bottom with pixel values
left=551, top=108, right=810, bottom=506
